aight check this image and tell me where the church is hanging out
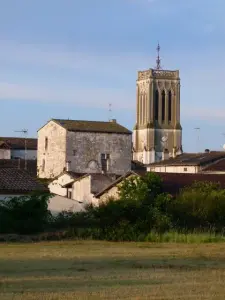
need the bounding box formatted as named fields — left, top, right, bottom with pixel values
left=132, top=44, right=183, bottom=165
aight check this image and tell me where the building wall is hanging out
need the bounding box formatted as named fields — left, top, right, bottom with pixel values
left=0, top=149, right=11, bottom=159
left=48, top=173, right=75, bottom=197
left=37, top=121, right=67, bottom=178
left=66, top=131, right=132, bottom=175
left=98, top=185, right=120, bottom=204
left=48, top=195, right=85, bottom=215
left=147, top=165, right=199, bottom=173
left=72, top=175, right=96, bottom=205
left=11, top=149, right=37, bottom=160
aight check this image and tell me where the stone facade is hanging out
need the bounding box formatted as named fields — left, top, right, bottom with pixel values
left=133, top=68, right=182, bottom=164
left=37, top=120, right=67, bottom=178
left=38, top=119, right=132, bottom=178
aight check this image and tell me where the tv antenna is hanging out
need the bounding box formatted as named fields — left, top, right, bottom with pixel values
left=14, top=129, right=28, bottom=170
left=194, top=127, right=200, bottom=152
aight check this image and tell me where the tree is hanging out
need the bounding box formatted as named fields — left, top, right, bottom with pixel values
left=0, top=192, right=52, bottom=234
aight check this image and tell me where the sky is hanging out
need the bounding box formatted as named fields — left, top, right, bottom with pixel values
left=0, top=0, right=225, bottom=152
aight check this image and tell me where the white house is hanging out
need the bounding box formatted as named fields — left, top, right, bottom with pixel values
left=147, top=151, right=225, bottom=174
left=37, top=119, right=132, bottom=179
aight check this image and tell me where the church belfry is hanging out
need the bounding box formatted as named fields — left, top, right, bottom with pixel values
left=133, top=44, right=182, bottom=164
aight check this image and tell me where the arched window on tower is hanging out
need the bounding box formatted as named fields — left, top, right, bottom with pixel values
left=168, top=91, right=172, bottom=122
left=162, top=90, right=165, bottom=122
left=154, top=89, right=159, bottom=121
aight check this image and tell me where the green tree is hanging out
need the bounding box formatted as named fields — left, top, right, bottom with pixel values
left=0, top=192, right=52, bottom=234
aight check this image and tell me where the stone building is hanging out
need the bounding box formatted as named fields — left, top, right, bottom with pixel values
left=133, top=51, right=182, bottom=164
left=37, top=119, right=132, bottom=179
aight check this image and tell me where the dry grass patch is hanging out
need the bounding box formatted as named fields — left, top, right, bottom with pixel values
left=0, top=241, right=225, bottom=299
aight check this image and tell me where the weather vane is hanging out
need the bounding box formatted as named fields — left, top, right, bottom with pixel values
left=155, top=43, right=162, bottom=70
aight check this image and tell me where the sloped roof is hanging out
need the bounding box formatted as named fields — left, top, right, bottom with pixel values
left=202, top=158, right=225, bottom=172
left=0, top=137, right=37, bottom=150
left=95, top=171, right=225, bottom=198
left=0, top=159, right=37, bottom=178
left=0, top=168, right=47, bottom=193
left=149, top=152, right=225, bottom=167
left=52, top=119, right=131, bottom=134
left=90, top=174, right=119, bottom=195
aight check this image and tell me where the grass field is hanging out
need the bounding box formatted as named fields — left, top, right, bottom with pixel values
left=0, top=241, right=225, bottom=299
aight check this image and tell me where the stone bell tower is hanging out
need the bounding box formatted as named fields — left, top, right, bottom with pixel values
left=133, top=44, right=182, bottom=164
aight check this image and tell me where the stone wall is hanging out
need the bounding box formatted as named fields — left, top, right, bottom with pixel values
left=37, top=121, right=67, bottom=178
left=66, top=131, right=132, bottom=175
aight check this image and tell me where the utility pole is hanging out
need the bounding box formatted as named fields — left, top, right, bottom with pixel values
left=14, top=129, right=28, bottom=170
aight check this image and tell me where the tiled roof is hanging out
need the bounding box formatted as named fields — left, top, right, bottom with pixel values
left=90, top=174, right=119, bottom=195
left=202, top=158, right=225, bottom=172
left=149, top=152, right=225, bottom=167
left=159, top=172, right=225, bottom=195
left=0, top=137, right=37, bottom=150
left=52, top=119, right=132, bottom=134
left=95, top=171, right=225, bottom=198
left=0, top=159, right=37, bottom=178
left=0, top=168, right=47, bottom=193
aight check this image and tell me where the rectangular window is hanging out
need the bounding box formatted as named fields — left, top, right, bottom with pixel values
left=73, top=150, right=76, bottom=156
left=42, top=159, right=45, bottom=172
left=67, top=191, right=72, bottom=199
left=101, top=153, right=110, bottom=173
left=184, top=167, right=187, bottom=172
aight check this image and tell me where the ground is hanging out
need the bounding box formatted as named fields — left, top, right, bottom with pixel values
left=0, top=241, right=225, bottom=299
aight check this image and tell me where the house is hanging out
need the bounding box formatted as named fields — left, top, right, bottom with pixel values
left=147, top=151, right=225, bottom=174
left=37, top=119, right=132, bottom=178
left=0, top=137, right=37, bottom=160
left=48, top=171, right=118, bottom=210
left=94, top=171, right=225, bottom=203
left=48, top=170, right=84, bottom=197
left=0, top=168, right=47, bottom=200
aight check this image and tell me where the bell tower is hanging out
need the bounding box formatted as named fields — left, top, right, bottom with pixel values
left=133, top=44, right=182, bottom=164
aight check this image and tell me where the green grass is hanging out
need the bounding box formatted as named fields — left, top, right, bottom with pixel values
left=0, top=241, right=225, bottom=299
left=145, top=231, right=225, bottom=243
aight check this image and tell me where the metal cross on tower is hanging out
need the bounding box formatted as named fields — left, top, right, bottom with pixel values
left=155, top=43, right=162, bottom=70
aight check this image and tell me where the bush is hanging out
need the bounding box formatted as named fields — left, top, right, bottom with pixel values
left=0, top=192, right=51, bottom=234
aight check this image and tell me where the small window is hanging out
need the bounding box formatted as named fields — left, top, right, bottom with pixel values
left=45, top=137, right=48, bottom=151
left=67, top=191, right=72, bottom=199
left=184, top=167, right=187, bottom=172
left=73, top=150, right=76, bottom=156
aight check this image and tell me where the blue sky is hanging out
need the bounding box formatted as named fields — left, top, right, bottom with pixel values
left=0, top=0, right=225, bottom=152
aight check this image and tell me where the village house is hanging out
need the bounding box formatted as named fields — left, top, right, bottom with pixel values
left=37, top=119, right=132, bottom=179
left=0, top=137, right=37, bottom=160
left=147, top=151, right=225, bottom=174
left=94, top=170, right=225, bottom=204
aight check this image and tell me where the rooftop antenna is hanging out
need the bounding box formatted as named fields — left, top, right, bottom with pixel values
left=14, top=129, right=28, bottom=170
left=155, top=42, right=162, bottom=70
left=108, top=103, right=112, bottom=121
left=194, top=127, right=200, bottom=153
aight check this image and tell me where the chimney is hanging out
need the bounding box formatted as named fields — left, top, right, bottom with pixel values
left=162, top=149, right=169, bottom=161
left=172, top=147, right=177, bottom=158
left=66, top=161, right=71, bottom=172
left=110, top=119, right=116, bottom=123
